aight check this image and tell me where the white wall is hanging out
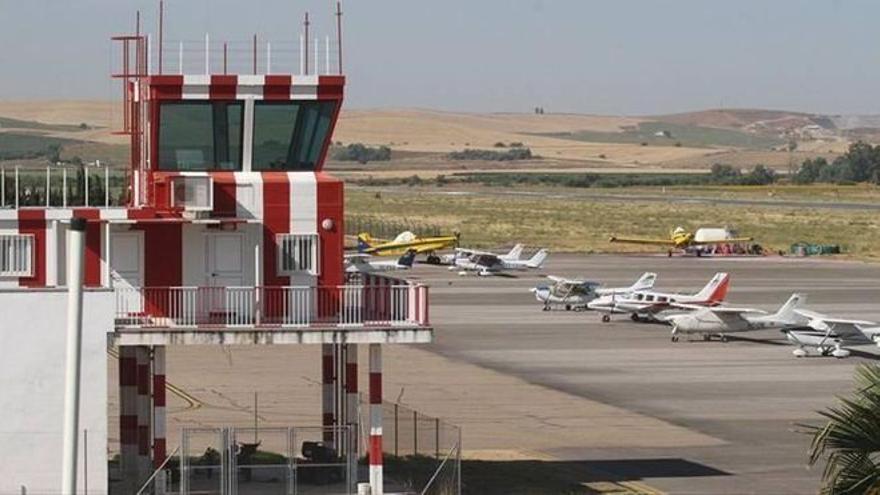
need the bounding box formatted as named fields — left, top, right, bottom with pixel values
left=0, top=289, right=114, bottom=494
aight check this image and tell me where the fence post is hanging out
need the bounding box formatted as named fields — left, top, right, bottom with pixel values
left=393, top=403, right=398, bottom=457
left=45, top=166, right=50, bottom=207
left=1, top=166, right=5, bottom=207
left=413, top=411, right=418, bottom=456
left=105, top=166, right=110, bottom=207
left=14, top=166, right=19, bottom=209
left=435, top=418, right=440, bottom=459
left=62, top=168, right=67, bottom=207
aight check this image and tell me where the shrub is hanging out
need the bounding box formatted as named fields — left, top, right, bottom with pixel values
left=330, top=143, right=391, bottom=163
left=447, top=147, right=534, bottom=161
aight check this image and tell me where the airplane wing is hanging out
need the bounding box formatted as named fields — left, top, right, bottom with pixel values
left=794, top=310, right=876, bottom=340
left=609, top=236, right=676, bottom=246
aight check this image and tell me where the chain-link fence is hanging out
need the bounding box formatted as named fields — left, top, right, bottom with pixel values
left=361, top=398, right=461, bottom=494
left=345, top=215, right=443, bottom=241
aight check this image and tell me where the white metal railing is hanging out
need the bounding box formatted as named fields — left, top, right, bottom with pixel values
left=114, top=285, right=429, bottom=329
left=0, top=165, right=129, bottom=209
left=0, top=233, right=34, bottom=277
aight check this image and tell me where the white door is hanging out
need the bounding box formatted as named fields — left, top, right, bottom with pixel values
left=110, top=232, right=144, bottom=314
left=205, top=233, right=250, bottom=325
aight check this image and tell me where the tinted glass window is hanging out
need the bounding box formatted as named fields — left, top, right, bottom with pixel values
left=158, top=102, right=243, bottom=171
left=252, top=101, right=337, bottom=171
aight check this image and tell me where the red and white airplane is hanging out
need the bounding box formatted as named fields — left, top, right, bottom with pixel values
left=587, top=272, right=731, bottom=323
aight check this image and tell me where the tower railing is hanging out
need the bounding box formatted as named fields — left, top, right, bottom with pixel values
left=114, top=284, right=430, bottom=330
left=0, top=165, right=129, bottom=209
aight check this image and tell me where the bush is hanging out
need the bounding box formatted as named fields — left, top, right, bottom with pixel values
left=794, top=142, right=880, bottom=184
left=493, top=142, right=507, bottom=148
left=447, top=147, right=534, bottom=161
left=330, top=143, right=391, bottom=163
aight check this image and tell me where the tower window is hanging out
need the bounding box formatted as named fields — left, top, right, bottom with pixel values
left=277, top=233, right=319, bottom=275
left=0, top=234, right=34, bottom=277
left=158, top=101, right=244, bottom=171
left=252, top=101, right=337, bottom=171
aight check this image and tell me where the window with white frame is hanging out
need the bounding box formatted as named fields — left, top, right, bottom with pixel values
left=0, top=234, right=34, bottom=277
left=277, top=233, right=319, bottom=275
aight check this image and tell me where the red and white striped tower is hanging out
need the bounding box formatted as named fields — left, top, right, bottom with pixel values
left=152, top=346, right=167, bottom=493
left=322, top=343, right=335, bottom=447
left=369, top=343, right=383, bottom=495
left=136, top=346, right=152, bottom=480
left=118, top=346, right=139, bottom=489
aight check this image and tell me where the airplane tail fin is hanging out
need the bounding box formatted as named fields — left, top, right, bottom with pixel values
left=357, top=233, right=373, bottom=253
left=629, top=272, right=658, bottom=291
left=397, top=250, right=417, bottom=268
left=772, top=293, right=806, bottom=322
left=526, top=249, right=549, bottom=269
left=694, top=272, right=730, bottom=303
left=506, top=243, right=524, bottom=260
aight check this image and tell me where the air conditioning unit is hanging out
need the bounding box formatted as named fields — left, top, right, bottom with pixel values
left=169, top=175, right=213, bottom=212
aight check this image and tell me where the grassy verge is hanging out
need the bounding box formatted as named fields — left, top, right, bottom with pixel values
left=346, top=188, right=880, bottom=259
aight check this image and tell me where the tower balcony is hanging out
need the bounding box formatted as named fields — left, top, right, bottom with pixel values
left=112, top=283, right=432, bottom=346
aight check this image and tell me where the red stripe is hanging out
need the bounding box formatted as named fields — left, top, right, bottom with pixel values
left=316, top=174, right=344, bottom=288
left=137, top=363, right=150, bottom=394
left=120, top=415, right=138, bottom=444
left=212, top=171, right=237, bottom=217
left=74, top=209, right=102, bottom=287
left=317, top=75, right=345, bottom=99
left=17, top=210, right=45, bottom=287
left=369, top=372, right=382, bottom=403
left=153, top=438, right=167, bottom=468
left=119, top=356, right=138, bottom=386
left=262, top=173, right=290, bottom=287
left=369, top=435, right=383, bottom=465
left=346, top=363, right=358, bottom=393
left=210, top=75, right=237, bottom=100
left=149, top=75, right=184, bottom=100
left=264, top=75, right=292, bottom=100
left=153, top=375, right=166, bottom=407
left=323, top=354, right=334, bottom=383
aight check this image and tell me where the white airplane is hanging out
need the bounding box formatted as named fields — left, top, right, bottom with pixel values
left=665, top=293, right=806, bottom=343
left=345, top=251, right=416, bottom=273
left=451, top=248, right=549, bottom=276
left=782, top=309, right=880, bottom=358
left=587, top=272, right=730, bottom=323
left=531, top=272, right=658, bottom=311
left=441, top=244, right=524, bottom=265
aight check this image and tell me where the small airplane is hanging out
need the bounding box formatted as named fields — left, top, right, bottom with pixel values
left=665, top=293, right=806, bottom=343
left=609, top=226, right=753, bottom=256
left=357, top=230, right=460, bottom=263
left=452, top=248, right=549, bottom=276
left=531, top=272, right=657, bottom=311
left=345, top=251, right=416, bottom=273
left=587, top=272, right=730, bottom=323
left=441, top=244, right=524, bottom=265
left=782, top=309, right=880, bottom=358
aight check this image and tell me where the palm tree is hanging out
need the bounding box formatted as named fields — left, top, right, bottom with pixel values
left=804, top=364, right=880, bottom=494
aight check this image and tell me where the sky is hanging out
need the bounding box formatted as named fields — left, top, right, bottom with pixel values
left=0, top=0, right=879, bottom=116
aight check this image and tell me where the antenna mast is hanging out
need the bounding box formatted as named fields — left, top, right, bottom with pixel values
left=336, top=2, right=343, bottom=74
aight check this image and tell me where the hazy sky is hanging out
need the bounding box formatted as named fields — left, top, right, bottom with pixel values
left=1, top=0, right=879, bottom=116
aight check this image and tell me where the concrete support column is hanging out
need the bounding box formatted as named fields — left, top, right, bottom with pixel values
left=152, top=346, right=167, bottom=494
left=345, top=344, right=359, bottom=455
left=118, top=346, right=139, bottom=489
left=322, top=343, right=334, bottom=447
left=369, top=344, right=383, bottom=495
left=136, top=346, right=152, bottom=483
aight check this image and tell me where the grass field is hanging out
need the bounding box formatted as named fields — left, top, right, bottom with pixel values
left=346, top=186, right=880, bottom=259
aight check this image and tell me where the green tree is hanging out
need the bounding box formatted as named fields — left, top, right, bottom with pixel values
left=804, top=364, right=880, bottom=494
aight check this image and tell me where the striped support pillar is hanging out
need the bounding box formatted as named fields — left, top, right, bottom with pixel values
left=345, top=343, right=359, bottom=458
left=136, top=346, right=152, bottom=482
left=152, top=346, right=167, bottom=494
left=322, top=343, right=335, bottom=447
left=119, top=346, right=139, bottom=489
left=369, top=344, right=383, bottom=495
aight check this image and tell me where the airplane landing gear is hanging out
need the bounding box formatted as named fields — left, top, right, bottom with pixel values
left=630, top=314, right=641, bottom=323
left=720, top=335, right=729, bottom=343
left=602, top=314, right=611, bottom=323
left=671, top=335, right=679, bottom=343
left=792, top=348, right=808, bottom=358
left=426, top=254, right=441, bottom=265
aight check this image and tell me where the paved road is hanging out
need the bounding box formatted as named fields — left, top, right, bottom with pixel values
left=354, top=185, right=880, bottom=211
left=405, top=254, right=880, bottom=494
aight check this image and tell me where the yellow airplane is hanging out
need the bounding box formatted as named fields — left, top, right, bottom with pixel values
left=610, top=226, right=753, bottom=252
left=357, top=230, right=460, bottom=264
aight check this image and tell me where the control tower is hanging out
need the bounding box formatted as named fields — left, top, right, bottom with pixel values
left=0, top=4, right=431, bottom=494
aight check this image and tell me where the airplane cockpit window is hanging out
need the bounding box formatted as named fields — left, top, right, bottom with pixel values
left=635, top=293, right=644, bottom=301
left=252, top=100, right=338, bottom=171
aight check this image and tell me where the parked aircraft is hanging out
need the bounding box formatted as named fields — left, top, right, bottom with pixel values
left=441, top=244, right=524, bottom=265
left=452, top=248, right=549, bottom=276
left=587, top=272, right=730, bottom=322
left=357, top=231, right=460, bottom=263
left=531, top=272, right=657, bottom=311
left=345, top=251, right=416, bottom=273
left=666, top=293, right=806, bottom=342
left=783, top=309, right=880, bottom=358
left=609, top=226, right=753, bottom=255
